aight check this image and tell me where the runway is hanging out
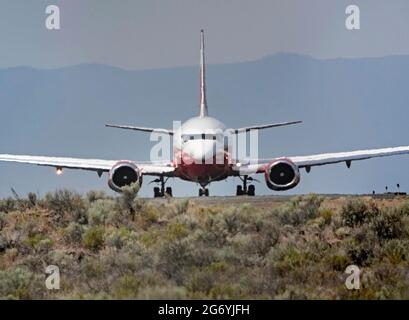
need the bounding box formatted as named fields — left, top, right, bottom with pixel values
left=143, top=193, right=409, bottom=208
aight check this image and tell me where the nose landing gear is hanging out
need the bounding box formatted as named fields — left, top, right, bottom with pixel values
left=152, top=176, right=173, bottom=198
left=236, top=175, right=256, bottom=196
left=199, top=188, right=209, bottom=197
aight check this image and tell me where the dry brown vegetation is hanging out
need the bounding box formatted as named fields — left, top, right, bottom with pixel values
left=1, top=188, right=409, bottom=299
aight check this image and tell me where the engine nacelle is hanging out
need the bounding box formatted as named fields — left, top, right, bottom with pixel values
left=265, top=158, right=300, bottom=191
left=108, top=161, right=142, bottom=193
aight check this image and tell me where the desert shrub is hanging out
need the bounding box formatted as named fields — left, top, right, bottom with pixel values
left=101, top=243, right=155, bottom=278
left=274, top=285, right=309, bottom=300
left=335, top=226, right=351, bottom=239
left=252, top=221, right=280, bottom=256
left=209, top=284, right=243, bottom=299
left=319, top=208, right=334, bottom=225
left=82, top=226, right=105, bottom=252
left=266, top=244, right=318, bottom=287
left=44, top=190, right=87, bottom=225
left=269, top=244, right=307, bottom=272
left=341, top=199, right=378, bottom=227
left=198, top=216, right=227, bottom=247
left=139, top=229, right=161, bottom=248
left=347, top=244, right=374, bottom=266
left=105, top=227, right=133, bottom=250
left=27, top=193, right=37, bottom=208
left=0, top=235, right=8, bottom=253
left=157, top=239, right=196, bottom=283
left=397, top=201, right=409, bottom=216
left=0, top=267, right=44, bottom=299
left=165, top=222, right=188, bottom=240
left=112, top=274, right=141, bottom=299
left=177, top=214, right=199, bottom=231
left=3, top=192, right=409, bottom=299
left=140, top=204, right=160, bottom=224
left=23, top=233, right=46, bottom=249
left=371, top=209, right=403, bottom=240
left=0, top=198, right=17, bottom=213
left=228, top=218, right=279, bottom=258
left=0, top=212, right=6, bottom=231
left=137, top=286, right=188, bottom=300
left=23, top=233, right=53, bottom=253
left=87, top=199, right=116, bottom=226
left=278, top=194, right=323, bottom=226
left=63, top=222, right=84, bottom=245
left=86, top=190, right=109, bottom=203
left=79, top=256, right=108, bottom=292
left=223, top=210, right=241, bottom=235
left=382, top=240, right=407, bottom=264
left=229, top=233, right=256, bottom=255
left=176, top=199, right=190, bottom=215
left=47, top=249, right=78, bottom=270
left=327, top=254, right=351, bottom=271
left=186, top=267, right=220, bottom=295
left=36, top=239, right=54, bottom=253
left=221, top=206, right=258, bottom=234
left=116, top=183, right=141, bottom=220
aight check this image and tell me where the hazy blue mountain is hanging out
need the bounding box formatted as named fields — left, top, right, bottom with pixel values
left=1, top=53, right=409, bottom=197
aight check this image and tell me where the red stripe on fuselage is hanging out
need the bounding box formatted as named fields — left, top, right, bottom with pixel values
left=174, top=151, right=230, bottom=184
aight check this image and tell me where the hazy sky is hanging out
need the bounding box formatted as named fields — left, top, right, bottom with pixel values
left=1, top=0, right=409, bottom=69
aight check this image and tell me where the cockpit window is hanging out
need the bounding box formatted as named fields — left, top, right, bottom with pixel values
left=181, top=134, right=221, bottom=142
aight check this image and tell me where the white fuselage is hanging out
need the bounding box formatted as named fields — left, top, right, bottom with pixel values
left=173, top=116, right=232, bottom=186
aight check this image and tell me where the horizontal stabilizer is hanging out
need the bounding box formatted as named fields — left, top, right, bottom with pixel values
left=106, top=124, right=174, bottom=135
left=233, top=120, right=302, bottom=133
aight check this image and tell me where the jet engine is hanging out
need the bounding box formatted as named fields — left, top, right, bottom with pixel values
left=265, top=158, right=300, bottom=191
left=108, top=161, right=142, bottom=192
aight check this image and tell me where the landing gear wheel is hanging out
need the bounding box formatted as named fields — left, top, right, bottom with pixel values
left=236, top=175, right=257, bottom=196
left=153, top=187, right=161, bottom=198
left=199, top=188, right=209, bottom=197
left=247, top=185, right=255, bottom=196
left=165, top=187, right=173, bottom=197
left=152, top=176, right=172, bottom=198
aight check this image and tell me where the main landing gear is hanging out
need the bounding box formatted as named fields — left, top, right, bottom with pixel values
left=152, top=176, right=173, bottom=198
left=236, top=175, right=256, bottom=196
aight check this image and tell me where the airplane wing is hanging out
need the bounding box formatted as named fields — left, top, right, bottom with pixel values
left=0, top=154, right=175, bottom=176
left=232, top=145, right=409, bottom=174
left=105, top=124, right=174, bottom=135
left=233, top=120, right=302, bottom=133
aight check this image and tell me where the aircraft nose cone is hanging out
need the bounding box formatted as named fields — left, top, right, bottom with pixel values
left=184, top=140, right=218, bottom=163
left=191, top=149, right=205, bottom=162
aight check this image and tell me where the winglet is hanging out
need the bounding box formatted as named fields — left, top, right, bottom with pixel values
left=199, top=29, right=208, bottom=118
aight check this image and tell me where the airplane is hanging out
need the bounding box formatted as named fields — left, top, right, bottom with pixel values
left=1, top=30, right=409, bottom=198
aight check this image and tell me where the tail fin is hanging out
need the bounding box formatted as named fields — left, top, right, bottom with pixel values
left=199, top=30, right=208, bottom=118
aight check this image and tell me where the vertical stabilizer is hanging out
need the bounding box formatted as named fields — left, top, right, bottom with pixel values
left=199, top=30, right=208, bottom=117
